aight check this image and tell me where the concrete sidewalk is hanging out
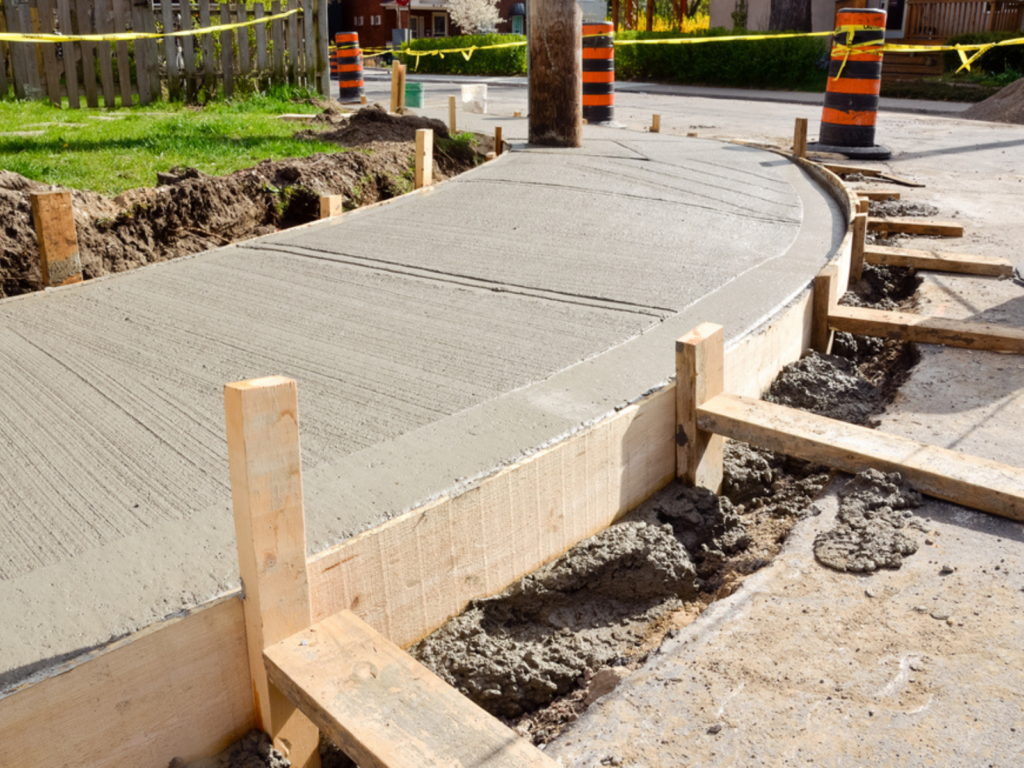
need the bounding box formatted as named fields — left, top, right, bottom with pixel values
left=0, top=119, right=840, bottom=690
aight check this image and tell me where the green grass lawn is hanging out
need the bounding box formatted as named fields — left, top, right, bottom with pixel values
left=0, top=87, right=343, bottom=196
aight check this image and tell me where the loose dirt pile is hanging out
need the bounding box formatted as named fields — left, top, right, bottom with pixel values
left=0, top=107, right=487, bottom=300
left=961, top=76, right=1024, bottom=124
left=813, top=469, right=924, bottom=572
left=171, top=730, right=287, bottom=768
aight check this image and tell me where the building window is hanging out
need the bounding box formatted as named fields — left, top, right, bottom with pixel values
left=410, top=16, right=423, bottom=38
left=511, top=15, right=523, bottom=34
left=432, top=12, right=447, bottom=37
left=371, top=14, right=381, bottom=25
left=354, top=15, right=363, bottom=25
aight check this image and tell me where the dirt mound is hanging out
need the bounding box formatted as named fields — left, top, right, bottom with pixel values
left=0, top=137, right=481, bottom=300
left=302, top=103, right=452, bottom=146
left=813, top=469, right=924, bottom=573
left=961, top=76, right=1024, bottom=124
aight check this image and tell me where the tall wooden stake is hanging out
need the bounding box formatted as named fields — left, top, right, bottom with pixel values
left=415, top=128, right=433, bottom=189
left=793, top=117, right=807, bottom=158
left=651, top=114, right=660, bottom=133
left=495, top=126, right=503, bottom=156
left=812, top=264, right=838, bottom=354
left=30, top=191, right=83, bottom=287
left=676, top=323, right=725, bottom=493
left=528, top=0, right=582, bottom=147
left=449, top=94, right=457, bottom=133
left=225, top=376, right=321, bottom=768
left=851, top=212, right=868, bottom=283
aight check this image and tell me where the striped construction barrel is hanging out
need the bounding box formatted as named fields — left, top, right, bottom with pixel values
left=582, top=21, right=614, bottom=124
left=819, top=8, right=886, bottom=150
left=335, top=32, right=364, bottom=103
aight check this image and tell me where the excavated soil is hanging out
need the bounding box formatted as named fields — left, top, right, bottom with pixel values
left=0, top=107, right=488, bottom=300
left=961, top=76, right=1024, bottom=124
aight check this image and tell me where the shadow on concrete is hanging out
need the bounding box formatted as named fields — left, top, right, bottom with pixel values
left=895, top=137, right=1024, bottom=162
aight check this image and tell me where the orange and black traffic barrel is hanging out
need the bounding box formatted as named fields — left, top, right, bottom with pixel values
left=810, top=8, right=890, bottom=160
left=334, top=32, right=364, bottom=103
left=582, top=21, right=614, bottom=124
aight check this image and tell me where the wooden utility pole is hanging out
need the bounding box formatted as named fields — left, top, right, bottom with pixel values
left=528, top=0, right=582, bottom=147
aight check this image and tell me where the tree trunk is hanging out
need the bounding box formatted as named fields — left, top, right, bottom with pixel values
left=768, top=0, right=812, bottom=31
left=528, top=0, right=582, bottom=147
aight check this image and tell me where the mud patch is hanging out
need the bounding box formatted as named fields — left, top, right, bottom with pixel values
left=813, top=469, right=923, bottom=573
left=0, top=108, right=487, bottom=300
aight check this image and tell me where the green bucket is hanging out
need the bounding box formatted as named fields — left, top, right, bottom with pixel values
left=405, top=82, right=425, bottom=109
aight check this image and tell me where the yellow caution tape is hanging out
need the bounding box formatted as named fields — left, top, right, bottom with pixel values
left=0, top=7, right=299, bottom=44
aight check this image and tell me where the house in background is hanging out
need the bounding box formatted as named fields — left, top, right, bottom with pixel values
left=338, top=0, right=527, bottom=50
left=709, top=0, right=1024, bottom=78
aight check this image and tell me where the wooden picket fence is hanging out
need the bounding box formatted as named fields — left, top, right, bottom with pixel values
left=0, top=0, right=329, bottom=107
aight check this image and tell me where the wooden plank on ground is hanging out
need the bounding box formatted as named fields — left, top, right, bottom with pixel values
left=864, top=244, right=1013, bottom=277
left=55, top=0, right=80, bottom=106
left=224, top=376, right=321, bottom=768
left=265, top=610, right=560, bottom=768
left=111, top=0, right=131, bottom=105
left=0, top=598, right=255, bottom=768
left=95, top=0, right=116, bottom=107
left=75, top=0, right=99, bottom=106
left=829, top=304, right=1024, bottom=354
left=868, top=217, right=964, bottom=237
left=162, top=0, right=180, bottom=100
left=854, top=189, right=900, bottom=201
left=220, top=2, right=233, bottom=97
left=36, top=0, right=62, bottom=106
left=822, top=162, right=882, bottom=177
left=697, top=392, right=1024, bottom=520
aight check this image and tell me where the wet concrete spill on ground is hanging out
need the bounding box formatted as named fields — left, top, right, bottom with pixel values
left=0, top=106, right=486, bottom=299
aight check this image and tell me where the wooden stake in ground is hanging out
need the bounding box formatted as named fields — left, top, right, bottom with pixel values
left=495, top=126, right=503, bottom=156
left=449, top=95, right=457, bottom=133
left=812, top=264, right=838, bottom=354
left=850, top=212, right=868, bottom=283
left=676, top=323, right=724, bottom=493
left=651, top=114, right=660, bottom=133
left=319, top=195, right=343, bottom=219
left=793, top=117, right=807, bottom=158
left=390, top=59, right=404, bottom=112
left=415, top=128, right=433, bottom=189
left=30, top=191, right=83, bottom=287
left=528, top=0, right=582, bottom=147
left=224, top=376, right=321, bottom=768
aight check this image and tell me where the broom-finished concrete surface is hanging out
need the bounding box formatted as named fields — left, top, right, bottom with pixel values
left=0, top=117, right=841, bottom=689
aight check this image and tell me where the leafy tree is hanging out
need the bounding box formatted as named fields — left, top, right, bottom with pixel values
left=447, top=0, right=500, bottom=34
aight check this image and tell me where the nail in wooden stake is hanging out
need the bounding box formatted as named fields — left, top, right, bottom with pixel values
left=30, top=191, right=83, bottom=287
left=415, top=128, right=433, bottom=189
left=851, top=212, right=868, bottom=283
left=651, top=114, right=660, bottom=133
left=225, top=376, right=321, bottom=768
left=495, top=126, right=503, bottom=156
left=793, top=117, right=807, bottom=159
left=448, top=94, right=456, bottom=134
left=812, top=264, right=839, bottom=354
left=676, top=323, right=725, bottom=493
left=319, top=195, right=343, bottom=219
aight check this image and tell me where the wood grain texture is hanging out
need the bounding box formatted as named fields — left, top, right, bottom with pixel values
left=528, top=0, right=581, bottom=146
left=74, top=0, right=98, bottom=106
left=30, top=191, right=82, bottom=287
left=36, top=0, right=61, bottom=106
left=812, top=264, right=838, bottom=354
left=265, top=611, right=560, bottom=768
left=850, top=212, right=867, bottom=283
left=0, top=598, right=254, bottom=768
left=163, top=0, right=180, bottom=100
left=220, top=3, right=234, bottom=97
left=131, top=0, right=151, bottom=103
left=867, top=217, right=964, bottom=237
left=793, top=117, right=807, bottom=158
left=224, top=376, right=320, bottom=767
left=56, top=0, right=80, bottom=106
left=676, top=322, right=725, bottom=492
left=698, top=392, right=1024, bottom=520
left=854, top=189, right=900, bottom=201
left=829, top=305, right=1024, bottom=354
left=94, top=0, right=115, bottom=106
left=414, top=128, right=433, bottom=189
left=864, top=244, right=1013, bottom=277
left=308, top=384, right=677, bottom=648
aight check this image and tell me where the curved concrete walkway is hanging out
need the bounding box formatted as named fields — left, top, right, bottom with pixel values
left=0, top=120, right=841, bottom=689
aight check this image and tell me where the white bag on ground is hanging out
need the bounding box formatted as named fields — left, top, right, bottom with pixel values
left=461, top=84, right=487, bottom=114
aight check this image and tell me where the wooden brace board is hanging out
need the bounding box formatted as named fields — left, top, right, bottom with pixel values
left=867, top=217, right=964, bottom=237
left=864, top=244, right=1013, bottom=277
left=264, top=610, right=559, bottom=768
left=697, top=393, right=1024, bottom=520
left=829, top=305, right=1024, bottom=354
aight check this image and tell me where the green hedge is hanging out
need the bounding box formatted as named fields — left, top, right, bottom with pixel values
left=614, top=29, right=829, bottom=91
left=943, top=32, right=1024, bottom=75
left=398, top=34, right=527, bottom=76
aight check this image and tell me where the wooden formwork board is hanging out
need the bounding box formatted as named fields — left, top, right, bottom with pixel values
left=864, top=244, right=1014, bottom=277
left=867, top=217, right=964, bottom=237
left=829, top=305, right=1024, bottom=354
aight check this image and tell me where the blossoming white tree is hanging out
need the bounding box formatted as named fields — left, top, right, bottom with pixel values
left=447, top=0, right=501, bottom=34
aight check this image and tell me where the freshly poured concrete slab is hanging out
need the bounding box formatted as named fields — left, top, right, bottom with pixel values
left=0, top=128, right=841, bottom=690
